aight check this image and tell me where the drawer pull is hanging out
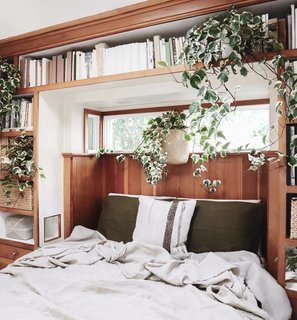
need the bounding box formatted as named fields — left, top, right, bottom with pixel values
left=12, top=251, right=18, bottom=257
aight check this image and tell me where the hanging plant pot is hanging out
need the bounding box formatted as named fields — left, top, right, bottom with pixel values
left=162, top=129, right=189, bottom=165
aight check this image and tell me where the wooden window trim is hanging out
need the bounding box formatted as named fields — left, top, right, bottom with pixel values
left=83, top=108, right=102, bottom=152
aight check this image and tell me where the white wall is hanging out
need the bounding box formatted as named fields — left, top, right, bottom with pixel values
left=38, top=92, right=65, bottom=245
left=0, top=0, right=147, bottom=39
left=38, top=91, right=89, bottom=245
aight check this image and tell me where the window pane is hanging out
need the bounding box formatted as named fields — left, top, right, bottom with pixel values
left=219, top=105, right=269, bottom=150
left=104, top=113, right=160, bottom=152
left=187, top=104, right=270, bottom=152
left=87, top=114, right=100, bottom=153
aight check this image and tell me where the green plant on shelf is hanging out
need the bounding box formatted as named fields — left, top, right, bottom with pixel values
left=0, top=131, right=44, bottom=202
left=96, top=6, right=297, bottom=186
left=286, top=247, right=297, bottom=272
left=179, top=6, right=296, bottom=177
left=0, top=57, right=21, bottom=129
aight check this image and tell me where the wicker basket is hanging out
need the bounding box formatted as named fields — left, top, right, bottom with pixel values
left=290, top=198, right=297, bottom=239
left=0, top=182, right=33, bottom=211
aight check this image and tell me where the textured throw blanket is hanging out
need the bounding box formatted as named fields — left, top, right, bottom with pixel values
left=0, top=226, right=291, bottom=320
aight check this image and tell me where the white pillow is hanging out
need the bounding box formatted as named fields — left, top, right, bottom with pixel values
left=132, top=196, right=196, bottom=253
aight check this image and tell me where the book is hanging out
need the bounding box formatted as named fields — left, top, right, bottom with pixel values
left=50, top=56, right=57, bottom=84
left=19, top=59, right=26, bottom=88
left=84, top=51, right=92, bottom=78
left=56, top=55, right=64, bottom=83
left=75, top=51, right=82, bottom=80
left=95, top=43, right=109, bottom=76
left=268, top=18, right=278, bottom=42
left=288, top=14, right=292, bottom=49
left=41, top=58, right=50, bottom=85
left=160, top=38, right=166, bottom=64
left=65, top=51, right=72, bottom=82
left=291, top=4, right=295, bottom=48
left=278, top=18, right=287, bottom=50
left=91, top=49, right=97, bottom=77
left=80, top=51, right=87, bottom=79
left=153, top=35, right=161, bottom=68
left=146, top=39, right=154, bottom=69
left=168, top=38, right=174, bottom=66
left=130, top=43, right=139, bottom=72
left=139, top=42, right=147, bottom=71
left=72, top=51, right=76, bottom=81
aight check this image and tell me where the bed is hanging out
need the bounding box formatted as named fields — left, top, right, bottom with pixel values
left=0, top=195, right=292, bottom=320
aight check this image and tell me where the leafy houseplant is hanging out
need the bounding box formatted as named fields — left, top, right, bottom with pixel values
left=0, top=57, right=21, bottom=128
left=0, top=57, right=40, bottom=200
left=178, top=6, right=296, bottom=175
left=130, top=111, right=188, bottom=184
left=0, top=132, right=38, bottom=201
left=97, top=6, right=297, bottom=186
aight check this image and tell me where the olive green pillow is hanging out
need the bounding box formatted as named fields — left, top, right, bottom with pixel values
left=97, top=195, right=139, bottom=243
left=186, top=201, right=263, bottom=254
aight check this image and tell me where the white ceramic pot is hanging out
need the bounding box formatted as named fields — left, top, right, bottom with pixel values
left=162, top=129, right=189, bottom=165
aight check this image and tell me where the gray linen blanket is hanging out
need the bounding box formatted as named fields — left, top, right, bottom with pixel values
left=0, top=226, right=291, bottom=320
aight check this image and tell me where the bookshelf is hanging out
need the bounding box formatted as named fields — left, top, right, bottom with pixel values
left=0, top=0, right=296, bottom=312
left=0, top=94, right=36, bottom=255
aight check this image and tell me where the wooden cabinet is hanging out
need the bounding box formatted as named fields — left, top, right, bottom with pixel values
left=0, top=239, right=32, bottom=269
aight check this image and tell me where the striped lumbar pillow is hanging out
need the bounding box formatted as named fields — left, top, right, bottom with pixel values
left=132, top=196, right=196, bottom=254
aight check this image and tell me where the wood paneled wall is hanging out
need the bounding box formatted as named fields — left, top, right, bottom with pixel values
left=100, top=154, right=263, bottom=199
left=63, top=152, right=280, bottom=276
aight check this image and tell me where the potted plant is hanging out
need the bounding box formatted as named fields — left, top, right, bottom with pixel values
left=0, top=132, right=36, bottom=206
left=112, top=111, right=188, bottom=185
left=98, top=6, right=297, bottom=186
left=178, top=6, right=296, bottom=175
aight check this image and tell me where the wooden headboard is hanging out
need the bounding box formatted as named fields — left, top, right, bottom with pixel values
left=63, top=152, right=279, bottom=277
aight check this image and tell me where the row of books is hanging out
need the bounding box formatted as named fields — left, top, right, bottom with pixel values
left=261, top=4, right=297, bottom=50
left=2, top=99, right=33, bottom=131
left=19, top=35, right=185, bottom=88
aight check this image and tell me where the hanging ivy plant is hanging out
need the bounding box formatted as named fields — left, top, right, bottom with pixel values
left=114, top=111, right=188, bottom=184
left=0, top=57, right=21, bottom=129
left=96, top=6, right=297, bottom=186
left=0, top=132, right=40, bottom=199
left=178, top=6, right=296, bottom=175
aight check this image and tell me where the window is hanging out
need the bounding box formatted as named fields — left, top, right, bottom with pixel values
left=84, top=109, right=101, bottom=153
left=187, top=104, right=270, bottom=152
left=103, top=104, right=270, bottom=153
left=104, top=112, right=160, bottom=152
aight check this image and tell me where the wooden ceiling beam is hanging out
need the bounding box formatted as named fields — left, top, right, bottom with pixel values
left=0, top=0, right=273, bottom=57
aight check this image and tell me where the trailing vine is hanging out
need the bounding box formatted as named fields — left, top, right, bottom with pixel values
left=0, top=57, right=41, bottom=201
left=0, top=57, right=21, bottom=128
left=0, top=132, right=39, bottom=201
left=179, top=6, right=297, bottom=176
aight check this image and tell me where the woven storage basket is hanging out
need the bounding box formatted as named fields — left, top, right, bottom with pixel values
left=290, top=198, right=297, bottom=239
left=0, top=182, right=33, bottom=210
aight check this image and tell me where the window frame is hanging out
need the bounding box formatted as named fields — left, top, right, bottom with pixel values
left=83, top=108, right=102, bottom=153
left=83, top=98, right=271, bottom=154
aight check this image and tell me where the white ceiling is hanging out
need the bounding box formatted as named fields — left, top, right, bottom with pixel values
left=0, top=0, right=146, bottom=40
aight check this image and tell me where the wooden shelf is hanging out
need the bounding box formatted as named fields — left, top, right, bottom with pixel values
left=17, top=65, right=188, bottom=94
left=286, top=287, right=297, bottom=300
left=15, top=48, right=297, bottom=96
left=287, top=186, right=297, bottom=193
left=0, top=130, right=34, bottom=138
left=0, top=207, right=34, bottom=216
left=285, top=238, right=297, bottom=247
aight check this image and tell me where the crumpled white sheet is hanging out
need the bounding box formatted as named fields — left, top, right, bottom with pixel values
left=0, top=226, right=291, bottom=320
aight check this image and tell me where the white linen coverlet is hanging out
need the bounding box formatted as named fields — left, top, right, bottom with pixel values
left=0, top=226, right=291, bottom=320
